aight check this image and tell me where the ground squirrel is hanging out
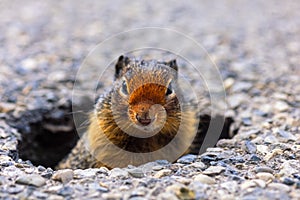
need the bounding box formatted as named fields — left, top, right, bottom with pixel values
left=57, top=55, right=205, bottom=169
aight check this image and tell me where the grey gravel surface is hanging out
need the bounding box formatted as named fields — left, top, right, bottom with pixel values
left=0, top=1, right=300, bottom=199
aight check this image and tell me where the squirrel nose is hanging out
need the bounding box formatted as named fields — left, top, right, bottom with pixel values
left=136, top=112, right=151, bottom=126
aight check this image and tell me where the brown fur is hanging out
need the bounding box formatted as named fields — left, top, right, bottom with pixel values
left=57, top=56, right=198, bottom=169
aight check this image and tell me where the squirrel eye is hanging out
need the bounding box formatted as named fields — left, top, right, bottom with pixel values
left=120, top=81, right=129, bottom=96
left=166, top=82, right=174, bottom=96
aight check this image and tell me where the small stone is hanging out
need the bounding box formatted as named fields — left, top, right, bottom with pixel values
left=52, top=169, right=74, bottom=184
left=276, top=129, right=296, bottom=141
left=157, top=192, right=179, bottom=200
left=37, top=165, right=46, bottom=172
left=220, top=181, right=238, bottom=193
left=274, top=101, right=289, bottom=112
left=203, top=166, right=225, bottom=175
left=102, top=192, right=123, bottom=200
left=252, top=179, right=266, bottom=188
left=256, top=172, right=275, bottom=182
left=200, top=155, right=217, bottom=163
left=282, top=177, right=295, bottom=186
left=193, top=174, right=216, bottom=185
left=244, top=140, right=257, bottom=154
left=254, top=167, right=274, bottom=174
left=130, top=188, right=147, bottom=197
left=7, top=185, right=24, bottom=194
left=48, top=71, right=67, bottom=82
left=264, top=149, right=283, bottom=161
left=242, top=117, right=252, bottom=126
left=48, top=194, right=65, bottom=200
left=16, top=174, right=46, bottom=187
left=190, top=162, right=206, bottom=170
left=279, top=160, right=300, bottom=176
left=224, top=78, right=235, bottom=90
left=57, top=186, right=74, bottom=196
left=154, top=169, right=172, bottom=178
left=249, top=154, right=261, bottom=162
left=231, top=81, right=253, bottom=93
left=21, top=58, right=38, bottom=71
left=167, top=184, right=195, bottom=200
left=241, top=180, right=257, bottom=190
left=256, top=145, right=269, bottom=155
left=177, top=154, right=197, bottom=164
left=89, top=182, right=109, bottom=192
left=152, top=165, right=164, bottom=171
left=33, top=191, right=48, bottom=199
left=268, top=183, right=291, bottom=192
left=227, top=94, right=248, bottom=108
left=110, top=168, right=129, bottom=179
left=74, top=168, right=99, bottom=179
left=264, top=134, right=279, bottom=144
left=127, top=168, right=145, bottom=178
left=0, top=102, right=16, bottom=113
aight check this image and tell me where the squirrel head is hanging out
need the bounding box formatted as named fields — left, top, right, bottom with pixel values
left=110, top=55, right=181, bottom=137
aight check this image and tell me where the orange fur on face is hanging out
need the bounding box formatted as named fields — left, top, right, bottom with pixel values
left=128, top=83, right=167, bottom=124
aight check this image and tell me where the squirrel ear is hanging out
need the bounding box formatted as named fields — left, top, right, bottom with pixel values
left=115, top=55, right=130, bottom=79
left=166, top=59, right=178, bottom=72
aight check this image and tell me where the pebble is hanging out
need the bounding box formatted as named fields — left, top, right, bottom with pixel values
left=220, top=181, right=238, bottom=192
left=127, top=168, right=145, bottom=178
left=227, top=94, right=248, bottom=108
left=16, top=174, right=46, bottom=187
left=231, top=81, right=253, bottom=93
left=37, top=165, right=46, bottom=172
left=33, top=191, right=49, bottom=199
left=157, top=192, right=179, bottom=200
left=268, top=183, right=291, bottom=193
left=264, top=134, right=279, bottom=144
left=74, top=168, right=99, bottom=179
left=154, top=169, right=172, bottom=178
left=248, top=154, right=261, bottom=162
left=177, top=154, right=197, bottom=164
left=203, top=166, right=225, bottom=175
left=21, top=58, right=38, bottom=71
left=193, top=174, right=216, bottom=185
left=102, top=193, right=123, bottom=200
left=282, top=177, right=295, bottom=186
left=274, top=101, right=289, bottom=112
left=254, top=166, right=274, bottom=174
left=224, top=78, right=235, bottom=90
left=244, top=140, right=257, bottom=154
left=152, top=165, right=164, bottom=171
left=264, top=149, right=283, bottom=161
left=276, top=129, right=296, bottom=141
left=52, top=169, right=74, bottom=184
left=241, top=180, right=257, bottom=190
left=6, top=185, right=24, bottom=194
left=256, top=172, right=275, bottom=182
left=48, top=194, right=65, bottom=200
left=189, top=162, right=206, bottom=170
left=166, top=184, right=195, bottom=200
left=57, top=186, right=74, bottom=196
left=110, top=168, right=129, bottom=179
left=256, top=145, right=269, bottom=155
left=0, top=102, right=16, bottom=113
left=279, top=160, right=300, bottom=176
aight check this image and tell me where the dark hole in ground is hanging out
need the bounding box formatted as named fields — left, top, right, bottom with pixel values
left=11, top=108, right=79, bottom=169
left=189, top=114, right=236, bottom=155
